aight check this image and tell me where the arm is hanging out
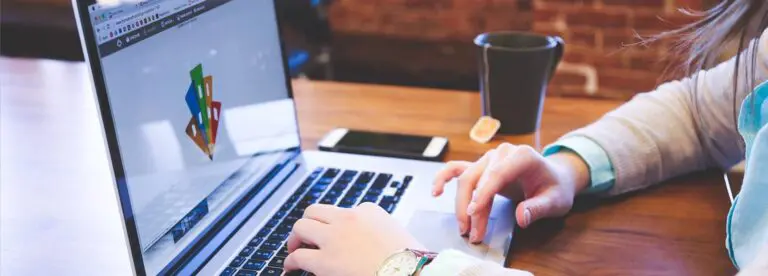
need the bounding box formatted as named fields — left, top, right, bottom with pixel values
left=559, top=30, right=768, bottom=196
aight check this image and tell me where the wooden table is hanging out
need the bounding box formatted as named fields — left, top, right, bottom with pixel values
left=0, top=57, right=737, bottom=275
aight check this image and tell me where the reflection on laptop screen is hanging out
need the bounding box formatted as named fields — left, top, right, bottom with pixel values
left=86, top=0, right=299, bottom=273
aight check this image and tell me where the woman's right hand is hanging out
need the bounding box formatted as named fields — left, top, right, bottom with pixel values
left=432, top=143, right=591, bottom=243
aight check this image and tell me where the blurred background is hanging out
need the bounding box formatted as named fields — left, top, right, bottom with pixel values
left=2, top=0, right=720, bottom=99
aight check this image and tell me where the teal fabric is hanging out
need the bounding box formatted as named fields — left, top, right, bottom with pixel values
left=727, top=80, right=768, bottom=269
left=543, top=136, right=615, bottom=195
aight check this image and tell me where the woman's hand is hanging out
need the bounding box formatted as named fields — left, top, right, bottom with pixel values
left=433, top=143, right=590, bottom=243
left=284, top=203, right=425, bottom=276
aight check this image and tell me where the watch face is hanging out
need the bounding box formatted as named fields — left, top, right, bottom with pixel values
left=378, top=251, right=419, bottom=276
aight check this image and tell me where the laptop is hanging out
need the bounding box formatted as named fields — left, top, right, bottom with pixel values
left=72, top=0, right=516, bottom=274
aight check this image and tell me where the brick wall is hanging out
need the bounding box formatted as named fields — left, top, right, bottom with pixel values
left=328, top=0, right=714, bottom=99
left=535, top=0, right=707, bottom=99
left=330, top=0, right=533, bottom=42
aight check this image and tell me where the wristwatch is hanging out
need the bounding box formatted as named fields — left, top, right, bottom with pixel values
left=376, top=249, right=438, bottom=276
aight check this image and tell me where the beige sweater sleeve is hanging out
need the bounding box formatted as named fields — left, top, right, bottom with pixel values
left=561, top=29, right=768, bottom=196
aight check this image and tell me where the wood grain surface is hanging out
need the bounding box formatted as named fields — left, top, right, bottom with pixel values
left=0, top=57, right=737, bottom=275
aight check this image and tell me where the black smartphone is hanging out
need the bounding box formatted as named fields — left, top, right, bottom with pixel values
left=317, top=128, right=449, bottom=161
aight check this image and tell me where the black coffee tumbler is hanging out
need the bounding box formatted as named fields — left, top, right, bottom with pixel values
left=475, top=32, right=564, bottom=134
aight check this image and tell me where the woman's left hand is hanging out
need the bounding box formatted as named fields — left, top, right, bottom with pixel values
left=284, top=202, right=425, bottom=276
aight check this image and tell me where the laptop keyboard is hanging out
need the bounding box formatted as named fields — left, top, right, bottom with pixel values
left=220, top=167, right=412, bottom=276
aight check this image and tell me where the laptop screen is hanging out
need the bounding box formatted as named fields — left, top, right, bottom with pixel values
left=85, top=0, right=299, bottom=273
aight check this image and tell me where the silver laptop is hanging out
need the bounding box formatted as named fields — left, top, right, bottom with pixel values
left=72, top=0, right=516, bottom=274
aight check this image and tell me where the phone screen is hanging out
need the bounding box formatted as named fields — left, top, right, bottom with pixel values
left=336, top=131, right=432, bottom=155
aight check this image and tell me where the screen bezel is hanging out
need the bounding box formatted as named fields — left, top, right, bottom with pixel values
left=71, top=0, right=299, bottom=274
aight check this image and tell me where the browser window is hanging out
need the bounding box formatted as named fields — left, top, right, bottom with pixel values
left=86, top=0, right=300, bottom=274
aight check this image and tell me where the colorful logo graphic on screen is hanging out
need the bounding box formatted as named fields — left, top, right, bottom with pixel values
left=184, top=64, right=221, bottom=160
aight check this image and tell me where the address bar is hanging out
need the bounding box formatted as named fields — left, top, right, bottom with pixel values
left=96, top=0, right=206, bottom=31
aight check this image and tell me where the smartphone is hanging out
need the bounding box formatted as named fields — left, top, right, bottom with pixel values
left=318, top=128, right=449, bottom=161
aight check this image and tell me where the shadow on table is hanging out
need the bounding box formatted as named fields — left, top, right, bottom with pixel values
left=506, top=169, right=738, bottom=266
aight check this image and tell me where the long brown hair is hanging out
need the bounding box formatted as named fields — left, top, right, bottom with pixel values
left=644, top=0, right=768, bottom=150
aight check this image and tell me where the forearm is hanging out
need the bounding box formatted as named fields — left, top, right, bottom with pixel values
left=560, top=33, right=768, bottom=196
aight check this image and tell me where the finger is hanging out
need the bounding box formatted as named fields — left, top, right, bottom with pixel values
left=302, top=203, right=346, bottom=223
left=468, top=145, right=540, bottom=241
left=286, top=218, right=330, bottom=253
left=432, top=161, right=472, bottom=197
left=284, top=248, right=324, bottom=273
left=455, top=151, right=493, bottom=235
left=475, top=143, right=517, bottom=188
left=357, top=201, right=386, bottom=214
left=465, top=145, right=510, bottom=243
left=515, top=192, right=555, bottom=228
left=468, top=204, right=490, bottom=244
left=471, top=145, right=540, bottom=217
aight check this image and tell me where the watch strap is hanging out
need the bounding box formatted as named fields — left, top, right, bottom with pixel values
left=408, top=249, right=438, bottom=265
left=407, top=249, right=438, bottom=275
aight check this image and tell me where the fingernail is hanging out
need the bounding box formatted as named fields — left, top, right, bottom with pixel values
left=466, top=202, right=477, bottom=216
left=459, top=222, right=467, bottom=234
left=523, top=208, right=532, bottom=227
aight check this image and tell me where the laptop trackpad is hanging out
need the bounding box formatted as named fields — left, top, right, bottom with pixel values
left=406, top=210, right=496, bottom=258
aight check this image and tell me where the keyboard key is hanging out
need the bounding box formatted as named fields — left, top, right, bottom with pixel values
left=269, top=256, right=286, bottom=268
left=361, top=194, right=379, bottom=203
left=315, top=178, right=333, bottom=187
left=304, top=191, right=324, bottom=200
left=288, top=208, right=304, bottom=218
left=284, top=214, right=302, bottom=225
left=311, top=167, right=325, bottom=175
left=357, top=171, right=374, bottom=183
left=235, top=270, right=257, bottom=276
left=371, top=173, right=392, bottom=189
left=242, top=260, right=265, bottom=271
left=248, top=237, right=263, bottom=247
left=256, top=228, right=271, bottom=238
left=343, top=189, right=364, bottom=199
left=276, top=222, right=294, bottom=233
left=396, top=176, right=412, bottom=195
left=390, top=181, right=401, bottom=188
left=277, top=245, right=289, bottom=257
left=283, top=216, right=299, bottom=226
left=239, top=246, right=255, bottom=257
left=379, top=196, right=396, bottom=213
left=320, top=197, right=337, bottom=205
left=262, top=267, right=283, bottom=275
left=294, top=206, right=308, bottom=213
left=261, top=240, right=281, bottom=251
left=338, top=197, right=356, bottom=208
left=230, top=256, right=247, bottom=267
left=272, top=210, right=287, bottom=220
left=350, top=182, right=367, bottom=191
left=366, top=188, right=382, bottom=196
left=341, top=170, right=358, bottom=178
left=252, top=250, right=274, bottom=261
left=287, top=193, right=301, bottom=203
left=322, top=168, right=340, bottom=178
left=279, top=202, right=293, bottom=212
left=265, top=218, right=280, bottom=228
left=221, top=267, right=236, bottom=276
left=285, top=270, right=305, bottom=276
left=269, top=232, right=289, bottom=242
left=295, top=185, right=309, bottom=195
left=325, top=189, right=343, bottom=198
